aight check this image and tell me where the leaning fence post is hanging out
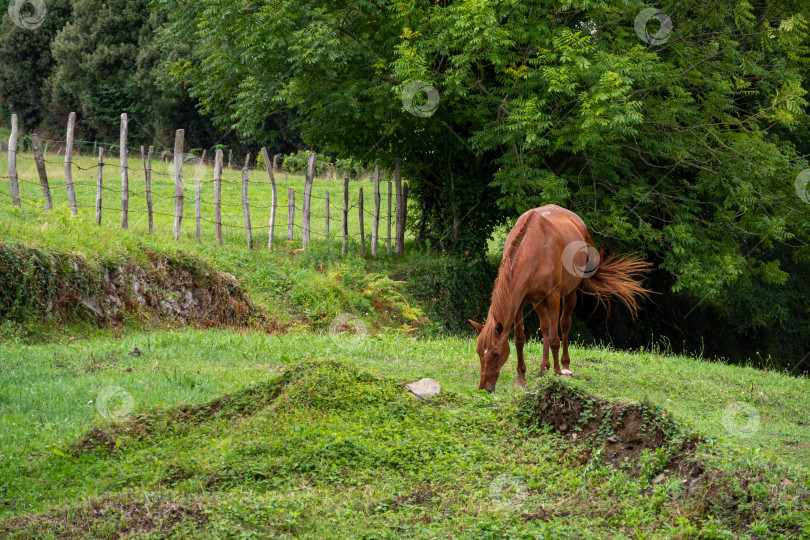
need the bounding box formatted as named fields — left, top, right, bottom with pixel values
left=31, top=134, right=51, bottom=211
left=325, top=191, right=330, bottom=246
left=95, top=148, right=104, bottom=224
left=242, top=154, right=253, bottom=249
left=65, top=112, right=77, bottom=215
left=359, top=187, right=366, bottom=259
left=172, top=129, right=184, bottom=241
left=342, top=177, right=349, bottom=256
left=120, top=113, right=129, bottom=230
left=387, top=180, right=392, bottom=255
left=214, top=149, right=223, bottom=246
left=261, top=148, right=277, bottom=249
left=144, top=146, right=154, bottom=234
left=287, top=188, right=295, bottom=242
left=7, top=114, right=19, bottom=208
left=372, top=165, right=380, bottom=258
left=302, top=151, right=316, bottom=248
left=394, top=158, right=404, bottom=255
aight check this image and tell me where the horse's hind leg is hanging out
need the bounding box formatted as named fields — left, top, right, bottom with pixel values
left=560, top=291, right=577, bottom=378
left=514, top=311, right=527, bottom=389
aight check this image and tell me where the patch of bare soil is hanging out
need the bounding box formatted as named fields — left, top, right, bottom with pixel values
left=0, top=493, right=208, bottom=538
left=82, top=249, right=257, bottom=327
left=521, top=380, right=703, bottom=481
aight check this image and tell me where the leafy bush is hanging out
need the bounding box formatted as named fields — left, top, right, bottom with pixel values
left=404, top=255, right=496, bottom=334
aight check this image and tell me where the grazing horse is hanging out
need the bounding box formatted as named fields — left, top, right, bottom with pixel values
left=469, top=205, right=650, bottom=393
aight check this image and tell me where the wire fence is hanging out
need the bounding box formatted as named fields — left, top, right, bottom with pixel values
left=2, top=113, right=409, bottom=257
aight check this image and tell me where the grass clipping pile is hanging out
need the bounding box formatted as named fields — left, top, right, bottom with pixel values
left=518, top=378, right=702, bottom=481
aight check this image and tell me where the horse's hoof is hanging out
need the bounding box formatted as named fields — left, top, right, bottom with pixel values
left=561, top=369, right=573, bottom=379
left=539, top=369, right=548, bottom=378
left=514, top=380, right=527, bottom=390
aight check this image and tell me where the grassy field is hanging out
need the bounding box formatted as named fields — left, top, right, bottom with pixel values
left=0, top=144, right=401, bottom=252
left=1, top=132, right=809, bottom=538
left=0, top=330, right=808, bottom=537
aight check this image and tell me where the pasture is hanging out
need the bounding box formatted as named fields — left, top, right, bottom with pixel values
left=1, top=147, right=810, bottom=536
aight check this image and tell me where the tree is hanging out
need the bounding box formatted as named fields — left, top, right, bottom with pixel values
left=0, top=0, right=72, bottom=129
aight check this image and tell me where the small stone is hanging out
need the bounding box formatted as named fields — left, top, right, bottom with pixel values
left=559, top=424, right=568, bottom=432
left=606, top=436, right=618, bottom=443
left=652, top=473, right=666, bottom=485
left=405, top=378, right=441, bottom=400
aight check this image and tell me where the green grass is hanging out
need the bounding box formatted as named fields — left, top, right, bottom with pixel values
left=1, top=141, right=809, bottom=537
left=0, top=147, right=402, bottom=254
left=0, top=329, right=808, bottom=538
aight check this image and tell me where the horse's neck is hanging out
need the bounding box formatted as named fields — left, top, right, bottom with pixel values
left=489, top=268, right=526, bottom=329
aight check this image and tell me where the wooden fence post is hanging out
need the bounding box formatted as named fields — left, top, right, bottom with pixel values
left=302, top=151, right=316, bottom=248
left=172, top=129, right=184, bottom=241
left=242, top=154, right=253, bottom=249
left=142, top=146, right=154, bottom=234
left=228, top=149, right=233, bottom=169
left=287, top=188, right=295, bottom=241
left=371, top=165, right=380, bottom=258
left=359, top=187, right=366, bottom=258
left=65, top=112, right=77, bottom=215
left=261, top=148, right=277, bottom=249
left=95, top=148, right=104, bottom=225
left=394, top=158, right=404, bottom=255
left=120, top=113, right=129, bottom=230
left=195, top=177, right=202, bottom=243
left=92, top=141, right=97, bottom=158
left=325, top=191, right=330, bottom=246
left=31, top=134, right=51, bottom=211
left=402, top=181, right=408, bottom=256
left=342, top=177, right=349, bottom=256
left=214, top=149, right=223, bottom=245
left=387, top=180, right=392, bottom=255
left=8, top=114, right=19, bottom=208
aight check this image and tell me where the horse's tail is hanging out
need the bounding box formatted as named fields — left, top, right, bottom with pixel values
left=580, top=247, right=652, bottom=316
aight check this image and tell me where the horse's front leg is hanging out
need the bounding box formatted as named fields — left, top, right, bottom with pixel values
left=534, top=302, right=551, bottom=376
left=513, top=310, right=527, bottom=389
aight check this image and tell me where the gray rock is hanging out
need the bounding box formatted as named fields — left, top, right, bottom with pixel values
left=405, top=378, right=441, bottom=400
left=652, top=473, right=666, bottom=485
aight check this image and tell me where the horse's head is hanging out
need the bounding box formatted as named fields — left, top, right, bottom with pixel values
left=469, top=319, right=510, bottom=393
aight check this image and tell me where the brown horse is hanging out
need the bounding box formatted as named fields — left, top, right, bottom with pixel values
left=469, top=205, right=650, bottom=393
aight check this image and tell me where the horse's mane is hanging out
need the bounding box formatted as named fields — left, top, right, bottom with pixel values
left=485, top=211, right=535, bottom=340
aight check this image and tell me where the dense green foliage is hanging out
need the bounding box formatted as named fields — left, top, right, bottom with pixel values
left=0, top=0, right=300, bottom=151
left=156, top=0, right=810, bottom=367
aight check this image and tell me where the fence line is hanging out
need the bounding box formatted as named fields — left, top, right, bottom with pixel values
left=3, top=112, right=409, bottom=257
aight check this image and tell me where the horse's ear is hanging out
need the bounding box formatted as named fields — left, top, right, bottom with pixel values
left=495, top=321, right=504, bottom=335
left=468, top=319, right=484, bottom=334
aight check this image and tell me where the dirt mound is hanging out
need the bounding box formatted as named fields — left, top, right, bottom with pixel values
left=75, top=375, right=287, bottom=455
left=0, top=242, right=258, bottom=329
left=1, top=494, right=207, bottom=538
left=519, top=379, right=702, bottom=479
